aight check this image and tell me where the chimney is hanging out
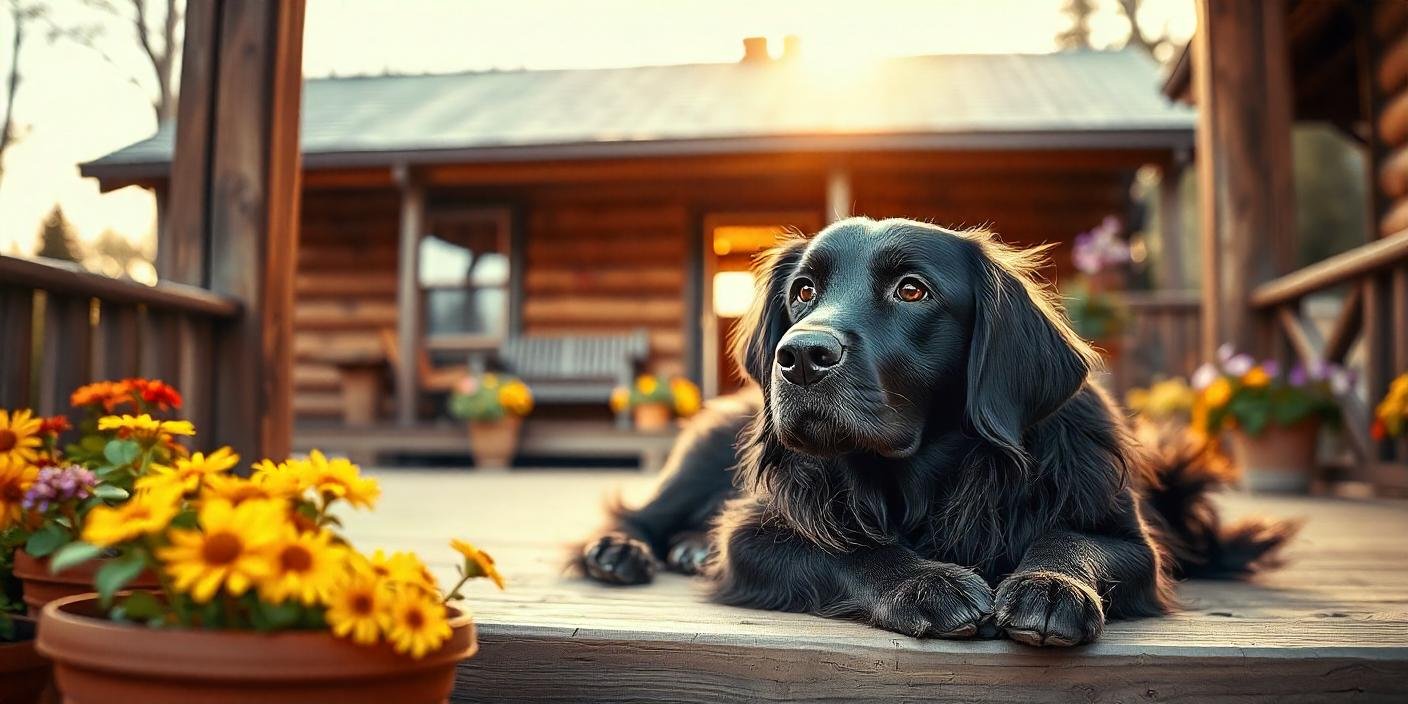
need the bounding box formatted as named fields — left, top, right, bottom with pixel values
left=741, top=36, right=770, bottom=64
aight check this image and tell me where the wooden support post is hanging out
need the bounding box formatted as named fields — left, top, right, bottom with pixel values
left=164, top=0, right=306, bottom=461
left=826, top=165, right=852, bottom=223
left=394, top=166, right=425, bottom=426
left=1192, top=0, right=1297, bottom=361
left=1156, top=157, right=1186, bottom=289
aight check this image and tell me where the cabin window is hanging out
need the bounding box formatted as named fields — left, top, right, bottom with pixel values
left=419, top=209, right=513, bottom=346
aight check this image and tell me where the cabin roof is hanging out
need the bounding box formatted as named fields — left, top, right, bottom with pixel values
left=84, top=50, right=1192, bottom=184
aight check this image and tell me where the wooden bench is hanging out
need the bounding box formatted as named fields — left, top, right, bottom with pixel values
left=485, top=331, right=650, bottom=427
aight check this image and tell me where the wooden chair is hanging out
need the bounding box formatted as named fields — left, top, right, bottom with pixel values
left=486, top=330, right=649, bottom=426
left=379, top=328, right=467, bottom=398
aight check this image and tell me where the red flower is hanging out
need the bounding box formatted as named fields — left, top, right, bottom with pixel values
left=38, top=415, right=71, bottom=436
left=127, top=379, right=183, bottom=411
left=1370, top=419, right=1388, bottom=442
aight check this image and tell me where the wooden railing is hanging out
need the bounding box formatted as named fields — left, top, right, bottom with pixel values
left=0, top=254, right=241, bottom=434
left=1251, top=234, right=1408, bottom=490
left=1109, top=290, right=1202, bottom=397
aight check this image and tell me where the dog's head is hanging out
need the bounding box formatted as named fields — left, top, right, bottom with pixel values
left=732, top=217, right=1097, bottom=462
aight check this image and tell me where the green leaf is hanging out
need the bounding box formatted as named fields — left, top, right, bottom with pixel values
left=25, top=523, right=70, bottom=558
left=103, top=440, right=142, bottom=467
left=92, top=485, right=130, bottom=501
left=117, top=591, right=164, bottom=622
left=94, top=552, right=147, bottom=608
left=48, top=541, right=103, bottom=573
left=170, top=509, right=199, bottom=530
left=253, top=601, right=303, bottom=632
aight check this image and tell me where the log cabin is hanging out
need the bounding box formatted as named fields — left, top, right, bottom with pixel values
left=77, top=45, right=1193, bottom=465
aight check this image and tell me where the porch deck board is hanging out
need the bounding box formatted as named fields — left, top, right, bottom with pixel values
left=344, top=471, right=1408, bottom=703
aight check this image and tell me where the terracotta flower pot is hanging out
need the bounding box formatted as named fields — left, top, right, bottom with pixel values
left=468, top=414, right=523, bottom=470
left=12, top=552, right=161, bottom=616
left=633, top=403, right=673, bottom=432
left=37, top=594, right=477, bottom=704
left=1227, top=420, right=1321, bottom=494
left=0, top=617, right=52, bottom=704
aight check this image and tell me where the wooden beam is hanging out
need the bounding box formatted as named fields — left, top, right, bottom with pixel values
left=1156, top=158, right=1187, bottom=289
left=394, top=167, right=425, bottom=426
left=1193, top=0, right=1298, bottom=360
left=1323, top=285, right=1363, bottom=364
left=198, top=0, right=306, bottom=461
left=1250, top=232, right=1408, bottom=308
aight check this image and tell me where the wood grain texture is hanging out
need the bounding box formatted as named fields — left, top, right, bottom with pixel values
left=0, top=288, right=34, bottom=408
left=341, top=471, right=1408, bottom=703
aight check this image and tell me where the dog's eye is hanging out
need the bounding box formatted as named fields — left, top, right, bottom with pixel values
left=895, top=278, right=929, bottom=302
left=792, top=279, right=816, bottom=304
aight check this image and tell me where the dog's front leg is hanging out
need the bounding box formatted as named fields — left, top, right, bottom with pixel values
left=710, top=500, right=993, bottom=638
left=995, top=529, right=1164, bottom=647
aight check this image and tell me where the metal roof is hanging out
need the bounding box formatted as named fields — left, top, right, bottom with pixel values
left=83, top=49, right=1193, bottom=181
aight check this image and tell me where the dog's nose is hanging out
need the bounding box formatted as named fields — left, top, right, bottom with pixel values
left=776, top=330, right=844, bottom=387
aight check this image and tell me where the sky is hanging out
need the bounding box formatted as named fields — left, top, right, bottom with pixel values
left=0, top=0, right=1194, bottom=261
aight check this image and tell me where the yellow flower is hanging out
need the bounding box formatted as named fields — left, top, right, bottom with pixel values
left=326, top=570, right=390, bottom=646
left=609, top=387, right=630, bottom=413
left=201, top=471, right=298, bottom=505
left=157, top=498, right=286, bottom=602
left=259, top=528, right=348, bottom=606
left=670, top=378, right=701, bottom=417
left=1242, top=366, right=1271, bottom=388
left=289, top=450, right=380, bottom=509
left=0, top=459, right=37, bottom=529
left=98, top=414, right=196, bottom=441
left=0, top=409, right=43, bottom=468
left=1202, top=377, right=1233, bottom=409
left=138, top=446, right=239, bottom=493
left=82, top=486, right=183, bottom=547
left=359, top=549, right=437, bottom=593
left=482, top=374, right=499, bottom=389
left=497, top=381, right=534, bottom=416
left=384, top=590, right=452, bottom=659
left=636, top=375, right=659, bottom=395
left=451, top=538, right=505, bottom=590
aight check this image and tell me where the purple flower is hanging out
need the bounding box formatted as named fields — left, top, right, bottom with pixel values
left=1288, top=364, right=1308, bottom=387
left=1261, top=359, right=1280, bottom=379
left=21, top=465, right=97, bottom=514
left=1216, top=344, right=1235, bottom=365
left=1307, top=360, right=1329, bottom=382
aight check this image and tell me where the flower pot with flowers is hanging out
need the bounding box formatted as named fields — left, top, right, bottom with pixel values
left=1125, top=376, right=1196, bottom=427
left=1371, top=372, right=1408, bottom=443
left=33, top=445, right=501, bottom=704
left=1190, top=347, right=1346, bottom=493
left=448, top=374, right=533, bottom=469
left=610, top=375, right=702, bottom=431
left=1, top=379, right=193, bottom=613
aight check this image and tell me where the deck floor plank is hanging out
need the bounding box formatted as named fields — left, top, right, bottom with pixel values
left=344, top=471, right=1408, bottom=702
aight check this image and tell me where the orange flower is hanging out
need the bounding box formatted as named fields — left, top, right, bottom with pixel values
left=70, top=380, right=134, bottom=412
left=1371, top=419, right=1388, bottom=441
left=1241, top=367, right=1271, bottom=388
left=38, top=415, right=71, bottom=436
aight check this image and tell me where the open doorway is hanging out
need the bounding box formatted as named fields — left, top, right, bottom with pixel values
left=701, top=212, right=822, bottom=398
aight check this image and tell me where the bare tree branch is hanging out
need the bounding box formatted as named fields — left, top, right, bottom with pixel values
left=0, top=0, right=28, bottom=188
left=62, top=0, right=181, bottom=124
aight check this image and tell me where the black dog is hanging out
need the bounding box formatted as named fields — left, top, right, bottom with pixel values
left=580, top=217, right=1294, bottom=647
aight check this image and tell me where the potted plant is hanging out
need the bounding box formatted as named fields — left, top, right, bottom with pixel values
left=448, top=373, right=534, bottom=469
left=4, top=379, right=186, bottom=612
left=35, top=447, right=501, bottom=703
left=610, top=375, right=702, bottom=431
left=0, top=523, right=50, bottom=703
left=1190, top=347, right=1346, bottom=493
left=1370, top=372, right=1408, bottom=442
left=1065, top=216, right=1131, bottom=358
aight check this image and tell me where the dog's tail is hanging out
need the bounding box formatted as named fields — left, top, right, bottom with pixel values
left=1137, top=425, right=1300, bottom=579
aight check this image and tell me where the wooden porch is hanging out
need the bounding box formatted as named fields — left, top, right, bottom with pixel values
left=347, top=470, right=1408, bottom=703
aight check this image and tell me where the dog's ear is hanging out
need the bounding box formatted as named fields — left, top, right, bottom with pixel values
left=964, top=236, right=1098, bottom=462
left=730, top=238, right=808, bottom=389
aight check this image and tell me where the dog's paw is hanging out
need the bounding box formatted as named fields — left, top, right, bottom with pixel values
left=665, top=532, right=711, bottom=575
left=868, top=562, right=994, bottom=639
left=994, top=571, right=1104, bottom=647
left=581, top=533, right=658, bottom=586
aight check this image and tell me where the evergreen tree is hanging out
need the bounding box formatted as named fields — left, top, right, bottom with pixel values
left=35, top=204, right=82, bottom=262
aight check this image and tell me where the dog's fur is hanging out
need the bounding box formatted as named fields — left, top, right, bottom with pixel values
left=579, top=218, right=1295, bottom=647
